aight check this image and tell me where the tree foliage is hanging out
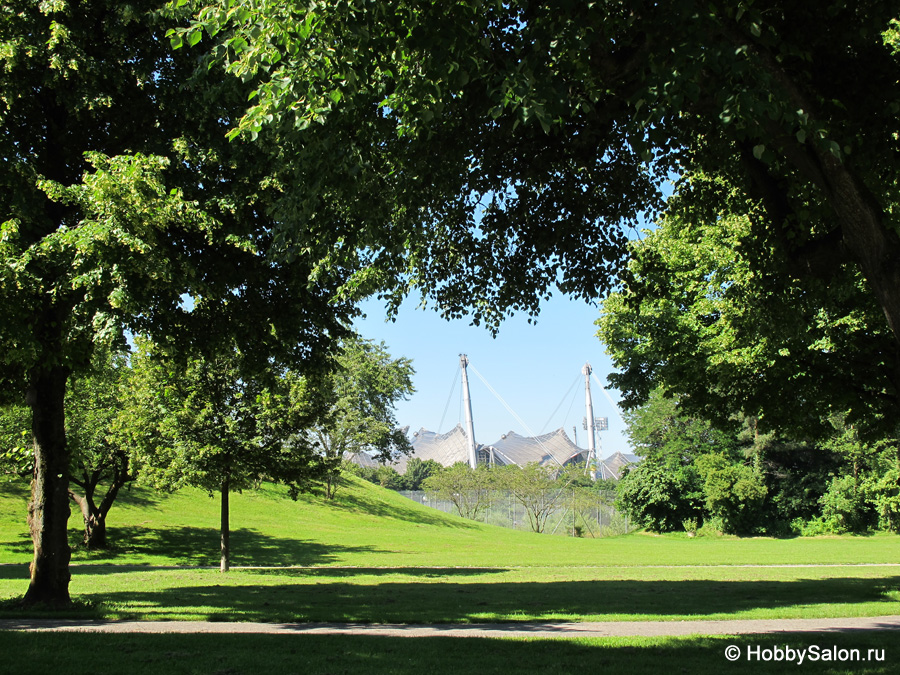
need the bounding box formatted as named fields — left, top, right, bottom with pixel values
left=309, top=337, right=414, bottom=499
left=175, top=1, right=900, bottom=358
left=598, top=204, right=898, bottom=441
left=63, top=349, right=135, bottom=550
left=497, top=463, right=569, bottom=534
left=422, top=462, right=496, bottom=521
left=0, top=0, right=352, bottom=603
left=123, top=338, right=324, bottom=571
left=1, top=349, right=135, bottom=549
left=616, top=389, right=900, bottom=535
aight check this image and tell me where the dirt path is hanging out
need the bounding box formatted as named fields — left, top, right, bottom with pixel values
left=2, top=616, right=899, bottom=638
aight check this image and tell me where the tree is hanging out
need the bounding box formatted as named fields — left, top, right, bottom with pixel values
left=598, top=206, right=898, bottom=441
left=1, top=350, right=136, bottom=549
left=0, top=1, right=352, bottom=604
left=695, top=453, right=768, bottom=535
left=309, top=337, right=414, bottom=499
left=616, top=461, right=703, bottom=534
left=63, top=350, right=135, bottom=550
left=423, top=463, right=496, bottom=521
left=495, top=463, right=569, bottom=534
left=125, top=338, right=324, bottom=572
left=401, top=458, right=444, bottom=491
left=178, top=2, right=900, bottom=361
left=614, top=391, right=710, bottom=532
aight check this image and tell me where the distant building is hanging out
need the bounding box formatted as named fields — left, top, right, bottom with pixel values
left=346, top=357, right=640, bottom=479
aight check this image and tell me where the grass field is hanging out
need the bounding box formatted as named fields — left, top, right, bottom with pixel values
left=1, top=478, right=898, bottom=673
left=0, top=632, right=895, bottom=675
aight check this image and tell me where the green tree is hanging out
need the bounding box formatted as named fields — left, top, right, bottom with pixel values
left=64, top=350, right=135, bottom=550
left=178, top=1, right=900, bottom=359
left=401, top=458, right=444, bottom=491
left=496, top=463, right=569, bottom=534
left=616, top=462, right=703, bottom=534
left=125, top=338, right=323, bottom=572
left=423, top=463, right=495, bottom=521
left=1, top=350, right=135, bottom=549
left=614, top=390, right=728, bottom=532
left=695, top=453, right=768, bottom=535
left=309, top=337, right=414, bottom=499
left=598, top=207, right=898, bottom=441
left=0, top=1, right=351, bottom=604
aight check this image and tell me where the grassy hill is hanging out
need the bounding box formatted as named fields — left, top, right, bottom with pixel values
left=0, top=474, right=898, bottom=675
left=1, top=477, right=898, bottom=626
left=2, top=476, right=900, bottom=569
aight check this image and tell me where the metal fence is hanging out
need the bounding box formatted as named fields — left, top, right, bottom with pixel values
left=398, top=490, right=632, bottom=537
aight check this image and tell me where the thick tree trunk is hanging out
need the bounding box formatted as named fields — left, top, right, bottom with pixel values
left=220, top=478, right=230, bottom=573
left=22, top=365, right=72, bottom=606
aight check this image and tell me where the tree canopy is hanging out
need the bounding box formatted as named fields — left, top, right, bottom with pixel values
left=0, top=0, right=351, bottom=604
left=597, top=204, right=898, bottom=440
left=309, top=336, right=415, bottom=498
left=175, top=0, right=900, bottom=351
left=125, top=338, right=324, bottom=571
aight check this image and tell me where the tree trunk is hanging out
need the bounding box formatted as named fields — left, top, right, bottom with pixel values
left=69, top=455, right=130, bottom=550
left=69, top=487, right=107, bottom=550
left=22, top=365, right=72, bottom=607
left=220, top=478, right=230, bottom=573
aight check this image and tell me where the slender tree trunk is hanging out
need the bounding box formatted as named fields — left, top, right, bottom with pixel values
left=23, top=365, right=72, bottom=606
left=69, top=487, right=107, bottom=550
left=220, top=478, right=230, bottom=573
left=69, top=456, right=130, bottom=550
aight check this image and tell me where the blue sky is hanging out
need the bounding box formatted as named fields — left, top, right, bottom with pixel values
left=353, top=293, right=632, bottom=459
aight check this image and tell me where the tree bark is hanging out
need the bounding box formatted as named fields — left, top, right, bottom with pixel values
left=220, top=478, right=230, bottom=573
left=68, top=487, right=106, bottom=550
left=69, top=454, right=131, bottom=550
left=22, top=365, right=72, bottom=606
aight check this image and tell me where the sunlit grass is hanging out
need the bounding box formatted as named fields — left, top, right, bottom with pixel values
left=1, top=479, right=898, bottom=624
left=2, top=479, right=898, bottom=570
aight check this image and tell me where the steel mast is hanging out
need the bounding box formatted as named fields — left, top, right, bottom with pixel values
left=582, top=362, right=597, bottom=477
left=460, top=354, right=478, bottom=469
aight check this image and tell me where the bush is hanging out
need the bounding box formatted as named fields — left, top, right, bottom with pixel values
left=615, top=462, right=703, bottom=532
left=819, top=475, right=877, bottom=533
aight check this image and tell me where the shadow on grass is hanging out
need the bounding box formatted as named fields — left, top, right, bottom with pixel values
left=63, top=575, right=900, bottom=623
left=327, top=488, right=477, bottom=529
left=0, top=536, right=31, bottom=559
left=0, top=564, right=28, bottom=580
left=244, top=567, right=511, bottom=578
left=60, top=526, right=387, bottom=568
left=0, top=632, right=897, bottom=675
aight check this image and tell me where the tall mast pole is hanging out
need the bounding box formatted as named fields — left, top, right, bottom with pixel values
left=583, top=363, right=596, bottom=476
left=460, top=354, right=478, bottom=469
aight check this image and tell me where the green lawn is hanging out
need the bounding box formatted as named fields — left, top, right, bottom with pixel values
left=1, top=479, right=898, bottom=625
left=0, top=632, right=895, bottom=675
left=2, top=479, right=898, bottom=569
left=2, top=478, right=898, bottom=673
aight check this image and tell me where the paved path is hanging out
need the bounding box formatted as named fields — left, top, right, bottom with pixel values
left=2, top=616, right=899, bottom=638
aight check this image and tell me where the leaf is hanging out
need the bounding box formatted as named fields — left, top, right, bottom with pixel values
left=752, top=144, right=765, bottom=160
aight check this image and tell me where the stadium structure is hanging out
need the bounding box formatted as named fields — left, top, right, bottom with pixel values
left=359, top=355, right=638, bottom=480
